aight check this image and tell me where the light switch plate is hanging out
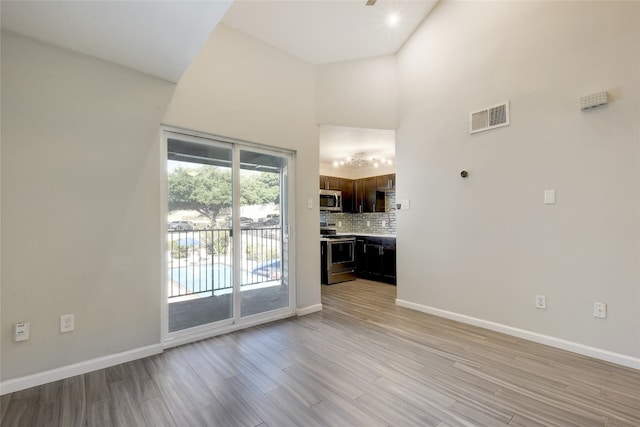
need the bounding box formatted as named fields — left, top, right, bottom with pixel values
left=14, top=322, right=30, bottom=342
left=544, top=190, right=556, bottom=204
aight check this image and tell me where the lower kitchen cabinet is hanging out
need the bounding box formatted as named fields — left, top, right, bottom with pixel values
left=381, top=245, right=396, bottom=282
left=355, top=236, right=396, bottom=285
left=355, top=238, right=367, bottom=275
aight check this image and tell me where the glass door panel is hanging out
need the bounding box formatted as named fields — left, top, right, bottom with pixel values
left=166, top=137, right=234, bottom=332
left=239, top=149, right=290, bottom=317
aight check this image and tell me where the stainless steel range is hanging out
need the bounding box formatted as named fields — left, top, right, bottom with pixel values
left=321, top=226, right=356, bottom=285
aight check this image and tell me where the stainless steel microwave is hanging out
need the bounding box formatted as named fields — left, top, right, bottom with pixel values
left=319, top=189, right=342, bottom=212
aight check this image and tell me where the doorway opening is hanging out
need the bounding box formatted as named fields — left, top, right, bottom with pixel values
left=162, top=130, right=295, bottom=344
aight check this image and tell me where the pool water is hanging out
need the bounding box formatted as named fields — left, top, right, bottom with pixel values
left=169, top=264, right=276, bottom=294
left=170, top=264, right=232, bottom=293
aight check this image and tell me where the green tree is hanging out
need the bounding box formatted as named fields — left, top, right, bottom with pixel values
left=168, top=165, right=280, bottom=224
left=240, top=171, right=280, bottom=205
left=168, top=166, right=232, bottom=223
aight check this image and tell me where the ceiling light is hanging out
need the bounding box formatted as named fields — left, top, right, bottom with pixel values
left=333, top=152, right=394, bottom=169
left=388, top=13, right=399, bottom=27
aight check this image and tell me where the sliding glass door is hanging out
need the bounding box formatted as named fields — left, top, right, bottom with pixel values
left=238, top=148, right=290, bottom=317
left=164, top=131, right=292, bottom=338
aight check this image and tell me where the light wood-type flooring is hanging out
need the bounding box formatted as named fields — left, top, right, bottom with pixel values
left=2, top=279, right=639, bottom=426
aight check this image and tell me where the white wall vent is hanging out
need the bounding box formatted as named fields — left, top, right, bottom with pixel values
left=469, top=102, right=510, bottom=134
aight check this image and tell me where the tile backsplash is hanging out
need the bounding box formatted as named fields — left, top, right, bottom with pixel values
left=320, top=192, right=396, bottom=235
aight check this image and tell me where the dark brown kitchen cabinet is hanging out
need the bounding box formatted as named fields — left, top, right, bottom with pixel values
left=354, top=177, right=379, bottom=213
left=365, top=242, right=384, bottom=279
left=355, top=236, right=396, bottom=285
left=340, top=178, right=355, bottom=213
left=355, top=238, right=367, bottom=275
left=320, top=173, right=394, bottom=213
left=319, top=175, right=341, bottom=190
left=381, top=245, right=396, bottom=282
left=376, top=174, right=395, bottom=191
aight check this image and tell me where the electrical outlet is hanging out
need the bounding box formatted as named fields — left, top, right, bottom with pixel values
left=593, top=302, right=607, bottom=319
left=366, top=220, right=370, bottom=227
left=60, top=314, right=74, bottom=333
left=535, top=295, right=547, bottom=310
left=382, top=220, right=386, bottom=227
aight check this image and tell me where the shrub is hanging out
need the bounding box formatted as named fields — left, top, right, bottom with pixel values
left=207, top=231, right=230, bottom=255
left=171, top=243, right=189, bottom=259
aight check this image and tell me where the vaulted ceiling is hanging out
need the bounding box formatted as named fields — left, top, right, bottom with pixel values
left=1, top=1, right=439, bottom=167
left=1, top=0, right=437, bottom=81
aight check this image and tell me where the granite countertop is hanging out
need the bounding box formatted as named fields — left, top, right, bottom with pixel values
left=336, top=232, right=396, bottom=238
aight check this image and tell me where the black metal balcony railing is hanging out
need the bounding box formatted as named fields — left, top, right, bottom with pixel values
left=167, top=227, right=282, bottom=299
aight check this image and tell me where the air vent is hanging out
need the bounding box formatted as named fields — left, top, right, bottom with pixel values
left=470, top=102, right=510, bottom=134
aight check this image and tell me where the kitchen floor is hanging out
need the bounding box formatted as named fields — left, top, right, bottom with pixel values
left=2, top=279, right=639, bottom=426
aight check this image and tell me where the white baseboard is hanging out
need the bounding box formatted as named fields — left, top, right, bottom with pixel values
left=2, top=304, right=323, bottom=395
left=296, top=303, right=323, bottom=316
left=0, top=344, right=163, bottom=396
left=396, top=299, right=640, bottom=371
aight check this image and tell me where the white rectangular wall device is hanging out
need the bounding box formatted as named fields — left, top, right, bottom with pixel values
left=14, top=322, right=30, bottom=342
left=581, top=91, right=608, bottom=110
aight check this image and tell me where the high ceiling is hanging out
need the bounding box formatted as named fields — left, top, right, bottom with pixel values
left=0, top=1, right=232, bottom=82
left=1, top=0, right=437, bottom=80
left=222, top=0, right=438, bottom=65
left=1, top=0, right=439, bottom=166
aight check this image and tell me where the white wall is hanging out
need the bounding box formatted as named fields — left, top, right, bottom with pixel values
left=3, top=0, right=638, bottom=388
left=396, top=1, right=640, bottom=361
left=1, top=32, right=176, bottom=381
left=163, top=24, right=321, bottom=310
left=315, top=55, right=398, bottom=130
left=0, top=24, right=321, bottom=386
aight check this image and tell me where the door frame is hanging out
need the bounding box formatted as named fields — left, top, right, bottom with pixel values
left=160, top=126, right=296, bottom=349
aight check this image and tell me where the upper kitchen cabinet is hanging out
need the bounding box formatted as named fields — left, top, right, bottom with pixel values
left=376, top=174, right=395, bottom=191
left=340, top=178, right=355, bottom=213
left=319, top=175, right=341, bottom=190
left=354, top=174, right=395, bottom=213
left=321, top=173, right=395, bottom=213
left=355, top=176, right=380, bottom=213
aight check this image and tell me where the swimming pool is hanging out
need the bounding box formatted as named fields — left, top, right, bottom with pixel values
left=169, top=263, right=277, bottom=297
left=170, top=264, right=232, bottom=294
